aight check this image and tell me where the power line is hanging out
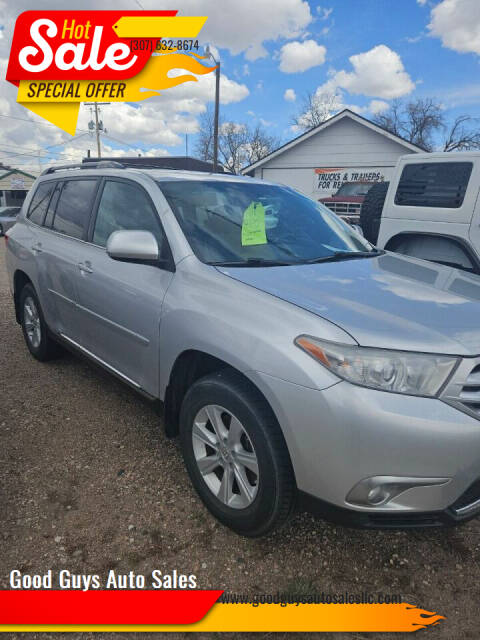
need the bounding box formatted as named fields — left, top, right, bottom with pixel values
left=0, top=112, right=90, bottom=134
left=0, top=132, right=92, bottom=162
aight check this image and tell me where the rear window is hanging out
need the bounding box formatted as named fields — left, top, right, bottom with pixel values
left=52, top=179, right=98, bottom=240
left=27, top=182, right=55, bottom=225
left=394, top=162, right=473, bottom=208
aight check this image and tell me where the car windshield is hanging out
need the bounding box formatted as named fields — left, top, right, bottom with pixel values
left=158, top=179, right=373, bottom=266
left=335, top=183, right=373, bottom=197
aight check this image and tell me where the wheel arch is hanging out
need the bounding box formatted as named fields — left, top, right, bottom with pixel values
left=385, top=232, right=480, bottom=273
left=163, top=350, right=284, bottom=445
left=13, top=270, right=33, bottom=323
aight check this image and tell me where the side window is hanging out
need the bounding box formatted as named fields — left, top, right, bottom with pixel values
left=93, top=180, right=165, bottom=250
left=394, top=162, right=473, bottom=208
left=27, top=182, right=55, bottom=225
left=44, top=182, right=63, bottom=228
left=52, top=179, right=98, bottom=240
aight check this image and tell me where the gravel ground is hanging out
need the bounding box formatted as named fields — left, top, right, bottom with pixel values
left=1, top=241, right=479, bottom=640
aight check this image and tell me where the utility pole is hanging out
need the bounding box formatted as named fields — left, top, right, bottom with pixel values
left=205, top=45, right=220, bottom=172
left=85, top=103, right=109, bottom=158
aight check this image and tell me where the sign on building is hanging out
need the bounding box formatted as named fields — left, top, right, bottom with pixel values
left=313, top=167, right=392, bottom=196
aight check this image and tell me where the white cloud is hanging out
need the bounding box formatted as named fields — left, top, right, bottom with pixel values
left=428, top=0, right=480, bottom=55
left=173, top=0, right=313, bottom=61
left=284, top=88, right=297, bottom=102
left=368, top=99, right=390, bottom=114
left=316, top=6, right=333, bottom=19
left=242, top=64, right=250, bottom=76
left=417, top=0, right=427, bottom=5
left=279, top=39, right=327, bottom=73
left=325, top=45, right=415, bottom=99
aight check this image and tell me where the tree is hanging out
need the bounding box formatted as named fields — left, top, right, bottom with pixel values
left=443, top=115, right=480, bottom=152
left=373, top=98, right=480, bottom=152
left=195, top=108, right=280, bottom=173
left=374, top=98, right=443, bottom=150
left=292, top=90, right=342, bottom=131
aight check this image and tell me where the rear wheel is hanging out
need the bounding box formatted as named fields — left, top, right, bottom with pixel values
left=179, top=370, right=296, bottom=537
left=20, top=283, right=61, bottom=361
left=0, top=224, right=3, bottom=237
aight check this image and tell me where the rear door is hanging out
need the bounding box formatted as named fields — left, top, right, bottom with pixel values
left=40, top=178, right=100, bottom=340
left=74, top=177, right=174, bottom=396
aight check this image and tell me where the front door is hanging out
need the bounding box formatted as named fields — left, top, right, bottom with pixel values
left=74, top=178, right=174, bottom=396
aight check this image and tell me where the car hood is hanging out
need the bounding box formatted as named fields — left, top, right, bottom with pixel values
left=218, top=252, right=480, bottom=356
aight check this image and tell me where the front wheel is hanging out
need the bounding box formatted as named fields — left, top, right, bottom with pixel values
left=179, top=370, right=296, bottom=537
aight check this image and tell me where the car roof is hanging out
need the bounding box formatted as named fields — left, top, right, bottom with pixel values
left=38, top=164, right=273, bottom=187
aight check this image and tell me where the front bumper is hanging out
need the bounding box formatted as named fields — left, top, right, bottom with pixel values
left=249, top=371, right=480, bottom=526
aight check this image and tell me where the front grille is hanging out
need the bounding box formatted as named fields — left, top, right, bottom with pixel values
left=323, top=202, right=361, bottom=225
left=458, top=365, right=480, bottom=417
left=324, top=202, right=361, bottom=215
left=441, top=357, right=480, bottom=421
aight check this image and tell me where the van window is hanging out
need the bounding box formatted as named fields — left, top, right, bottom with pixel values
left=27, top=182, right=55, bottom=225
left=92, top=180, right=165, bottom=249
left=52, top=179, right=98, bottom=240
left=394, top=162, right=473, bottom=208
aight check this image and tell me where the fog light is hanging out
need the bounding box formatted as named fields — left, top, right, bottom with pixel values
left=367, top=486, right=388, bottom=505
left=346, top=476, right=450, bottom=508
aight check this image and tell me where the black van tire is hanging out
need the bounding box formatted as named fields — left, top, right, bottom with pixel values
left=360, top=181, right=389, bottom=244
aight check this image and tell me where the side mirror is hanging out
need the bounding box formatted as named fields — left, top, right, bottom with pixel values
left=107, top=230, right=159, bottom=264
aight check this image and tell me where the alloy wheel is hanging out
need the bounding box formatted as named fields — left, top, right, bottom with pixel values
left=23, top=296, right=41, bottom=349
left=191, top=404, right=259, bottom=509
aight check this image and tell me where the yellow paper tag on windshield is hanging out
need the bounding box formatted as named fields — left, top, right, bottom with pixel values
left=241, top=202, right=267, bottom=246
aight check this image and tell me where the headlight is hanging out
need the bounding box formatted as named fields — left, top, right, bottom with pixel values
left=295, top=335, right=459, bottom=397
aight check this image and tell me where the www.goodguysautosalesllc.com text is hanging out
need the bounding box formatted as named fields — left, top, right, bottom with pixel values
left=9, top=569, right=197, bottom=591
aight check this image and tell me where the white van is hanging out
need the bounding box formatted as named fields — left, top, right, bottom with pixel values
left=361, top=152, right=480, bottom=273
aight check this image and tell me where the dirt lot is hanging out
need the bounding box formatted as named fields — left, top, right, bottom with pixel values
left=1, top=241, right=479, bottom=640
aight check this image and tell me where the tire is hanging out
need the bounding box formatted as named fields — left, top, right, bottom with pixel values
left=19, top=283, right=61, bottom=361
left=179, top=370, right=296, bottom=537
left=360, top=181, right=389, bottom=244
left=0, top=224, right=3, bottom=237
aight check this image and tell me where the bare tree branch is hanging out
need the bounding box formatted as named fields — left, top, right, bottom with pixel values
left=195, top=109, right=280, bottom=173
left=373, top=98, right=444, bottom=151
left=443, top=115, right=480, bottom=152
left=292, top=91, right=343, bottom=131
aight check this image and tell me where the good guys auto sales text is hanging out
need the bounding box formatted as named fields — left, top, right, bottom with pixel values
left=9, top=569, right=197, bottom=591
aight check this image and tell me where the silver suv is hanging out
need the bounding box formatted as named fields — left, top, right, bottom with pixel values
left=6, top=161, right=480, bottom=536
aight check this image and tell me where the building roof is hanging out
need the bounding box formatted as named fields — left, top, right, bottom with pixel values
left=241, top=109, right=426, bottom=174
left=0, top=168, right=37, bottom=180
left=82, top=156, right=225, bottom=173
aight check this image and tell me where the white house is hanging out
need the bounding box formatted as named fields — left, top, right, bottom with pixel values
left=241, top=109, right=424, bottom=200
left=0, top=167, right=37, bottom=207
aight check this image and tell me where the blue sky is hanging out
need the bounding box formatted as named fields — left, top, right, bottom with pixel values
left=1, top=0, right=479, bottom=170
left=211, top=0, right=480, bottom=150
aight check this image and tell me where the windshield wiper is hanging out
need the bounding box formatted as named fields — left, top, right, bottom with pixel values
left=305, top=249, right=385, bottom=264
left=209, top=258, right=299, bottom=267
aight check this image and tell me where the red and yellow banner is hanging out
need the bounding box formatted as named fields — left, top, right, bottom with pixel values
left=0, top=591, right=444, bottom=633
left=6, top=11, right=216, bottom=134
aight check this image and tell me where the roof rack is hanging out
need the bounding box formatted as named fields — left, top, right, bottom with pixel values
left=41, top=161, right=124, bottom=175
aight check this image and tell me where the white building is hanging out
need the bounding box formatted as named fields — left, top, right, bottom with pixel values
left=0, top=167, right=36, bottom=207
left=241, top=109, right=424, bottom=201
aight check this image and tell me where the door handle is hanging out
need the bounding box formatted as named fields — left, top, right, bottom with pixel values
left=78, top=262, right=93, bottom=274
left=31, top=243, right=43, bottom=254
